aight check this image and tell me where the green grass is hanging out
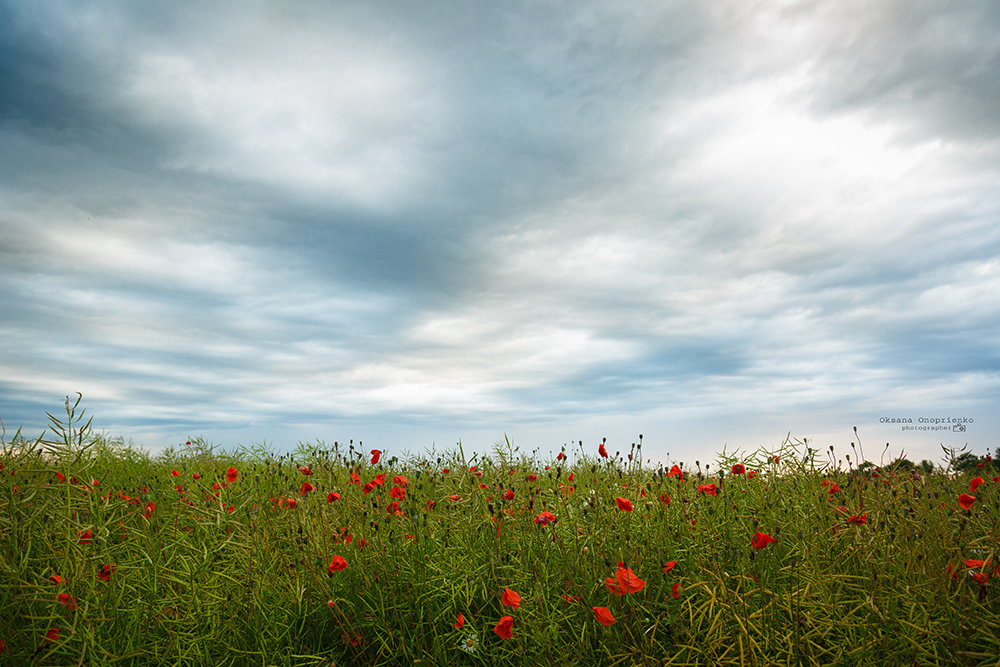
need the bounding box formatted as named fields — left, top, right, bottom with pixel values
left=1, top=397, right=998, bottom=666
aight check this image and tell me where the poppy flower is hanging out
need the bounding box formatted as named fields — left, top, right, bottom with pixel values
left=454, top=613, right=465, bottom=629
left=56, top=592, right=77, bottom=610
left=752, top=531, right=775, bottom=550
left=970, top=477, right=985, bottom=492
left=373, top=472, right=386, bottom=486
left=959, top=494, right=976, bottom=510
left=667, top=464, right=684, bottom=480
left=442, top=467, right=449, bottom=474
left=614, top=561, right=646, bottom=594
left=370, top=449, right=382, bottom=465
left=362, top=481, right=376, bottom=495
left=593, top=606, right=616, bottom=626
left=226, top=467, right=238, bottom=483
left=386, top=500, right=401, bottom=515
left=599, top=443, right=608, bottom=458
left=448, top=494, right=460, bottom=502
left=328, top=556, right=348, bottom=574
left=390, top=485, right=406, bottom=499
left=78, top=528, right=93, bottom=544
left=501, top=588, right=521, bottom=609
left=55, top=472, right=66, bottom=483
left=328, top=491, right=341, bottom=502
left=615, top=497, right=633, bottom=512
left=561, top=594, right=581, bottom=604
left=747, top=470, right=759, bottom=479
left=731, top=464, right=745, bottom=475
left=299, top=482, right=315, bottom=496
left=192, top=472, right=201, bottom=479
left=848, top=513, right=867, bottom=525
left=49, top=575, right=64, bottom=586
left=46, top=628, right=60, bottom=643
left=493, top=616, right=513, bottom=639
left=144, top=501, right=155, bottom=518
left=698, top=483, right=717, bottom=496
left=298, top=466, right=313, bottom=476
left=661, top=561, right=677, bottom=574
left=393, top=475, right=409, bottom=486
left=97, top=564, right=116, bottom=581
left=659, top=492, right=671, bottom=506
left=557, top=452, right=566, bottom=461
left=504, top=489, right=515, bottom=501
left=534, top=511, right=557, bottom=525
left=671, top=582, right=681, bottom=598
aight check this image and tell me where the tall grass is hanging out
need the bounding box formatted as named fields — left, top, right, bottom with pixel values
left=1, top=397, right=998, bottom=665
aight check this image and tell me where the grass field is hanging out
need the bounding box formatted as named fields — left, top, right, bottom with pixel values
left=1, top=396, right=998, bottom=666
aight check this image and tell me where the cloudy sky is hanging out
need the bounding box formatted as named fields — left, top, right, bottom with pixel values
left=2, top=0, right=998, bottom=467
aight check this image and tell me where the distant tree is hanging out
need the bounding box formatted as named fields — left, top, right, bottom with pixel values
left=889, top=458, right=915, bottom=473
left=953, top=452, right=981, bottom=473
left=919, top=460, right=935, bottom=474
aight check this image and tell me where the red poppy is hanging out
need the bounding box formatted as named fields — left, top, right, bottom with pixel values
left=56, top=592, right=77, bottom=610
left=752, top=531, right=775, bottom=550
left=393, top=475, right=409, bottom=486
left=747, top=470, right=759, bottom=479
left=328, top=491, right=341, bottom=502
left=171, top=469, right=180, bottom=477
left=493, top=616, right=513, bottom=639
left=661, top=561, right=677, bottom=574
left=49, top=575, right=64, bottom=585
left=97, top=564, right=116, bottom=581
left=599, top=443, right=608, bottom=458
left=616, top=497, right=633, bottom=512
left=78, top=528, right=93, bottom=545
left=362, top=481, right=376, bottom=495
left=667, top=464, right=684, bottom=480
left=698, top=483, right=717, bottom=496
left=501, top=587, right=521, bottom=609
left=593, top=606, right=616, bottom=626
left=370, top=449, right=382, bottom=464
left=561, top=594, right=581, bottom=604
left=144, top=501, right=155, bottom=518
left=226, top=467, right=238, bottom=483
left=390, top=485, right=406, bottom=499
left=504, top=489, right=515, bottom=501
left=55, top=472, right=66, bottom=483
left=328, top=555, right=348, bottom=574
left=454, top=613, right=465, bottom=629
left=959, top=494, right=976, bottom=510
left=557, top=452, right=566, bottom=461
left=614, top=561, right=646, bottom=594
left=46, top=628, right=60, bottom=643
left=970, top=477, right=985, bottom=492
left=299, top=482, right=315, bottom=496
left=534, top=511, right=557, bottom=525
left=659, top=492, right=671, bottom=506
left=297, top=466, right=312, bottom=476
left=731, top=464, right=745, bottom=475
left=671, top=582, right=681, bottom=598
left=442, top=467, right=449, bottom=474
left=386, top=500, right=402, bottom=515
left=373, top=472, right=386, bottom=486
left=192, top=472, right=201, bottom=479
left=848, top=513, right=867, bottom=525
left=448, top=494, right=460, bottom=502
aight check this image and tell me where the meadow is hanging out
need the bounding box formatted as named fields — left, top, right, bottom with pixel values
left=1, top=396, right=998, bottom=666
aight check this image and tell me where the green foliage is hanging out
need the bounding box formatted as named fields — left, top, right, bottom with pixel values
left=1, top=404, right=999, bottom=665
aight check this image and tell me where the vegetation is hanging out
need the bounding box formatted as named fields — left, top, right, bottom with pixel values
left=1, top=396, right=998, bottom=665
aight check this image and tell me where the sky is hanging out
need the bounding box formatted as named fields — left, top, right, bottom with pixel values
left=2, top=0, right=998, bottom=468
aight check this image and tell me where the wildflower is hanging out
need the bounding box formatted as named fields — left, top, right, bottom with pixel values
left=192, top=472, right=201, bottom=479
left=46, top=628, right=60, bottom=643
left=958, top=494, right=976, bottom=510
left=493, top=616, right=513, bottom=639
left=370, top=449, right=382, bottom=464
left=97, top=564, right=116, bottom=581
left=752, top=531, right=775, bottom=550
left=698, top=483, right=717, bottom=496
left=55, top=472, right=66, bottom=483
left=454, top=613, right=465, bottom=629
left=661, top=561, right=677, bottom=574
left=614, top=561, right=646, bottom=594
left=659, top=492, right=671, bottom=506
left=144, top=501, right=155, bottom=518
left=593, top=606, right=616, bottom=626
left=393, top=475, right=409, bottom=486
left=848, top=513, right=867, bottom=525
left=386, top=500, right=402, bottom=515
left=362, top=481, right=376, bottom=495
left=557, top=452, right=566, bottom=461
left=78, top=528, right=92, bottom=545
left=56, top=592, right=77, bottom=610
left=534, top=511, right=557, bottom=526
left=49, top=575, right=64, bottom=586
left=458, top=631, right=479, bottom=653
left=561, top=594, right=581, bottom=604
left=501, top=588, right=521, bottom=609
left=390, top=485, right=405, bottom=499
left=328, top=556, right=348, bottom=574
left=667, top=464, right=684, bottom=480
left=299, top=482, right=315, bottom=496
left=328, top=491, right=341, bottom=502
left=442, top=467, right=449, bottom=474
left=732, top=464, right=745, bottom=475
left=671, top=582, right=681, bottom=598
left=599, top=443, right=608, bottom=458
left=970, top=477, right=984, bottom=492
left=747, top=470, right=759, bottom=479
left=226, top=467, right=238, bottom=483
left=504, top=489, right=515, bottom=501
left=616, top=497, right=633, bottom=512
left=448, top=494, right=460, bottom=502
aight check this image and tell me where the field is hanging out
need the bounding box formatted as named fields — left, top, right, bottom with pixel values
left=1, top=397, right=998, bottom=666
